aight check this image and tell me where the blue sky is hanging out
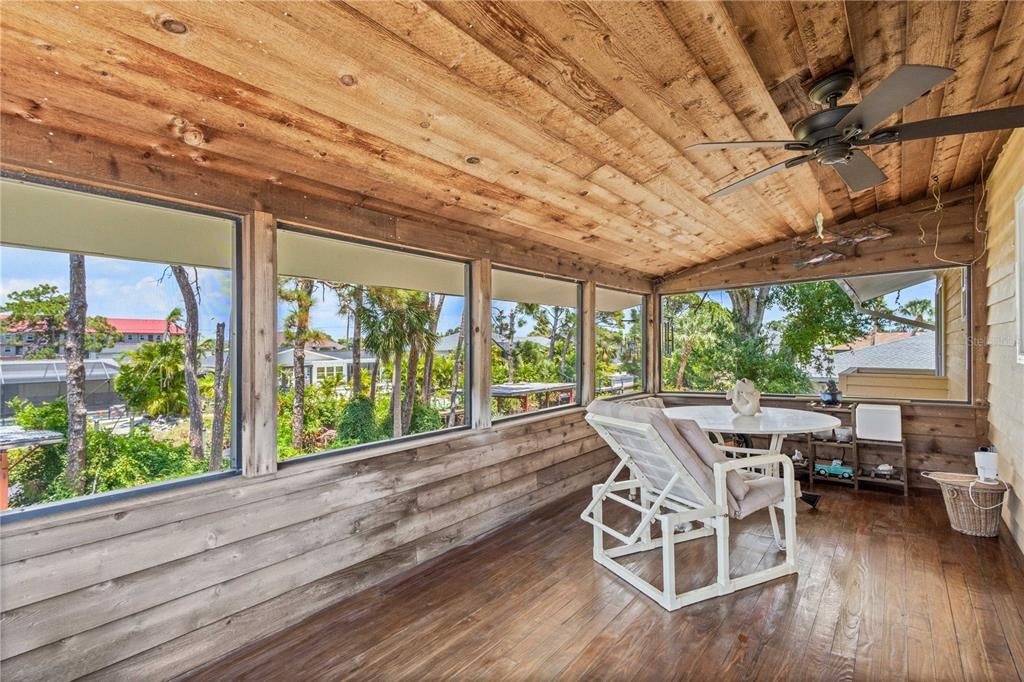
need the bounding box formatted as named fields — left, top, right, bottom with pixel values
left=1, top=246, right=233, bottom=337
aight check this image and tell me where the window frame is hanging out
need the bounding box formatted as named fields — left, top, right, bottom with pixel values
left=657, top=264, right=973, bottom=405
left=273, top=222, right=474, bottom=467
left=1016, top=186, right=1024, bottom=365
left=490, top=265, right=583, bottom=422
left=0, top=172, right=244, bottom=523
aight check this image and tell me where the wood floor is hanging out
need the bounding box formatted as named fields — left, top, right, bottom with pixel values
left=188, top=484, right=1024, bottom=681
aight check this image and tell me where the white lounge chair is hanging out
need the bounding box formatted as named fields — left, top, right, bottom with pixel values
left=582, top=400, right=798, bottom=611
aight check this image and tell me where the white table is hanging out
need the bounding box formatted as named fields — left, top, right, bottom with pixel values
left=663, top=405, right=841, bottom=461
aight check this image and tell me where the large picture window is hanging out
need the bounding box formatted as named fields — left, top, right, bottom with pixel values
left=661, top=266, right=969, bottom=402
left=0, top=179, right=237, bottom=511
left=596, top=288, right=644, bottom=398
left=491, top=269, right=580, bottom=418
left=275, top=227, right=467, bottom=460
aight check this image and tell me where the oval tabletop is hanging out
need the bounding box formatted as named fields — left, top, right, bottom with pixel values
left=662, top=405, right=841, bottom=435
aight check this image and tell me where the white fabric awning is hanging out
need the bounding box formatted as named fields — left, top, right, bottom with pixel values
left=838, top=270, right=938, bottom=304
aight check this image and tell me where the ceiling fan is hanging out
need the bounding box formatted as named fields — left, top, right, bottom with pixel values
left=689, top=64, right=1024, bottom=198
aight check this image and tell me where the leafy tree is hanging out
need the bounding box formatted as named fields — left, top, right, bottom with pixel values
left=0, top=283, right=68, bottom=358
left=898, top=298, right=935, bottom=334
left=337, top=394, right=380, bottom=445
left=773, top=281, right=870, bottom=369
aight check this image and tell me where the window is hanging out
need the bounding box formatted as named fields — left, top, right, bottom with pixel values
left=0, top=178, right=237, bottom=511
left=491, top=268, right=580, bottom=417
left=596, top=287, right=644, bottom=397
left=661, top=266, right=969, bottom=401
left=275, top=226, right=467, bottom=460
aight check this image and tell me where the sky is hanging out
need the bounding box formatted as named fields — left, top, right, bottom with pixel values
left=1, top=246, right=233, bottom=338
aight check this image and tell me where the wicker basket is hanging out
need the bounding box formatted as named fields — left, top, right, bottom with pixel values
left=923, top=472, right=1009, bottom=537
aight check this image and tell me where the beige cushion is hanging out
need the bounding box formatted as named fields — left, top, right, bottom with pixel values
left=624, top=396, right=665, bottom=409
left=586, top=400, right=750, bottom=513
left=733, top=476, right=785, bottom=520
left=671, top=418, right=751, bottom=502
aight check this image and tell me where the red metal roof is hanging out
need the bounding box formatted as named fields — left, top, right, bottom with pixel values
left=1, top=315, right=184, bottom=335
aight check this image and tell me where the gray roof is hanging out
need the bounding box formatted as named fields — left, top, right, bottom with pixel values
left=0, top=358, right=120, bottom=385
left=828, top=331, right=937, bottom=377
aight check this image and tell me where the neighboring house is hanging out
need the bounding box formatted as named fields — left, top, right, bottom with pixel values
left=0, top=316, right=184, bottom=358
left=0, top=358, right=121, bottom=418
left=276, top=348, right=377, bottom=389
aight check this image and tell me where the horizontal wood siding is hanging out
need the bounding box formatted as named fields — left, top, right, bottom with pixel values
left=985, top=129, right=1024, bottom=554
left=838, top=371, right=952, bottom=401
left=660, top=395, right=985, bottom=489
left=0, top=409, right=613, bottom=681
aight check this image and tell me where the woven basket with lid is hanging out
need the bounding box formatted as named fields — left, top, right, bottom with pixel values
left=923, top=472, right=1009, bottom=537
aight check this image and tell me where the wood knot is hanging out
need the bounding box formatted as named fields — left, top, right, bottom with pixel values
left=339, top=74, right=357, bottom=87
left=169, top=116, right=207, bottom=146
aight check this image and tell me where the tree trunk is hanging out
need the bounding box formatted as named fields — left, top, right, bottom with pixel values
left=171, top=265, right=204, bottom=461
left=421, top=293, right=444, bottom=404
left=447, top=321, right=465, bottom=427
left=65, top=254, right=88, bottom=494
left=351, top=286, right=363, bottom=396
left=675, top=342, right=694, bottom=389
left=557, top=324, right=571, bottom=379
left=505, top=309, right=517, bottom=382
left=727, top=287, right=772, bottom=340
left=548, top=308, right=562, bottom=360
left=369, top=360, right=379, bottom=402
left=392, top=350, right=403, bottom=438
left=209, top=321, right=228, bottom=471
left=290, top=278, right=314, bottom=452
left=402, top=342, right=419, bottom=433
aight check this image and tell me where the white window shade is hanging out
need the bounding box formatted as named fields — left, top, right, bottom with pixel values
left=492, top=268, right=578, bottom=307
left=596, top=287, right=644, bottom=312
left=0, top=179, right=232, bottom=268
left=277, top=228, right=465, bottom=294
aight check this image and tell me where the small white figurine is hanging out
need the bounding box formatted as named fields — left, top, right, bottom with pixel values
left=726, top=378, right=761, bottom=416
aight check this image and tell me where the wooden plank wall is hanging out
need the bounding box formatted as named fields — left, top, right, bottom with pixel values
left=984, top=129, right=1024, bottom=550
left=659, top=394, right=986, bottom=490
left=0, top=409, right=613, bottom=681
left=940, top=267, right=970, bottom=401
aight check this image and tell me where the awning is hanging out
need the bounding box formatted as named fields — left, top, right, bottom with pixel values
left=838, top=270, right=937, bottom=304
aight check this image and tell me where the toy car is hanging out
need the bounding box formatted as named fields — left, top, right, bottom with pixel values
left=815, top=462, right=854, bottom=479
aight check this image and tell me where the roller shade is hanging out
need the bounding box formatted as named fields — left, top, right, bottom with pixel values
left=492, top=268, right=578, bottom=307
left=277, top=228, right=466, bottom=295
left=596, top=287, right=644, bottom=313
left=0, top=178, right=233, bottom=268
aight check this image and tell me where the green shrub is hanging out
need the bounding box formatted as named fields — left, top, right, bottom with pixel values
left=337, top=395, right=380, bottom=445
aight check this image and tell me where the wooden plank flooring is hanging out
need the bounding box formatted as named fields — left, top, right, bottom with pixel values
left=187, top=485, right=1024, bottom=681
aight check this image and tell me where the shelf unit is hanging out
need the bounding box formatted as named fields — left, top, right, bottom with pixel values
left=803, top=402, right=908, bottom=496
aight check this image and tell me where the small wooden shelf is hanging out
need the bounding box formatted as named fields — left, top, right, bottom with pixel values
left=804, top=402, right=908, bottom=496
left=810, top=440, right=854, bottom=449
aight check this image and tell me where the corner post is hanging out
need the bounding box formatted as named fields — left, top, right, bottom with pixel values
left=470, top=258, right=492, bottom=430
left=240, top=211, right=278, bottom=477
left=645, top=291, right=660, bottom=394
left=581, top=280, right=597, bottom=404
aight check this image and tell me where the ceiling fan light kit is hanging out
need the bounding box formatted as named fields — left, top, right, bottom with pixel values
left=692, top=64, right=1024, bottom=199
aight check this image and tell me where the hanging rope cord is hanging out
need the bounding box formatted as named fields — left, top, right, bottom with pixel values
left=968, top=478, right=1008, bottom=510
left=922, top=157, right=991, bottom=267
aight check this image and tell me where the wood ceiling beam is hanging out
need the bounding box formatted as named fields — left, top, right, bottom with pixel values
left=655, top=186, right=977, bottom=293
left=0, top=113, right=654, bottom=293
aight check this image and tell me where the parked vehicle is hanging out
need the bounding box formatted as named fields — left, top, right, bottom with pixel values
left=815, top=461, right=854, bottom=479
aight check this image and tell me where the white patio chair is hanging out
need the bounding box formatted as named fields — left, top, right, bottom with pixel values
left=582, top=400, right=798, bottom=611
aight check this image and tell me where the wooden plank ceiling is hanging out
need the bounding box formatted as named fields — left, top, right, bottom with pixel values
left=1, top=1, right=1021, bottom=278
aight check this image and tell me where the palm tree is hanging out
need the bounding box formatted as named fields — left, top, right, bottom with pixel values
left=114, top=338, right=189, bottom=417
left=279, top=277, right=329, bottom=452
left=360, top=289, right=436, bottom=438
left=899, top=298, right=934, bottom=335
left=165, top=307, right=183, bottom=340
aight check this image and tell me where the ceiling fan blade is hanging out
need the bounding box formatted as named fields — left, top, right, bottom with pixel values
left=868, top=106, right=1024, bottom=143
left=688, top=140, right=803, bottom=150
left=707, top=155, right=813, bottom=199
left=832, top=150, right=888, bottom=192
left=837, top=64, right=954, bottom=135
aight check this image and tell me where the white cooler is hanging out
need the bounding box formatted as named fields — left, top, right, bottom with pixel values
left=855, top=404, right=902, bottom=441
